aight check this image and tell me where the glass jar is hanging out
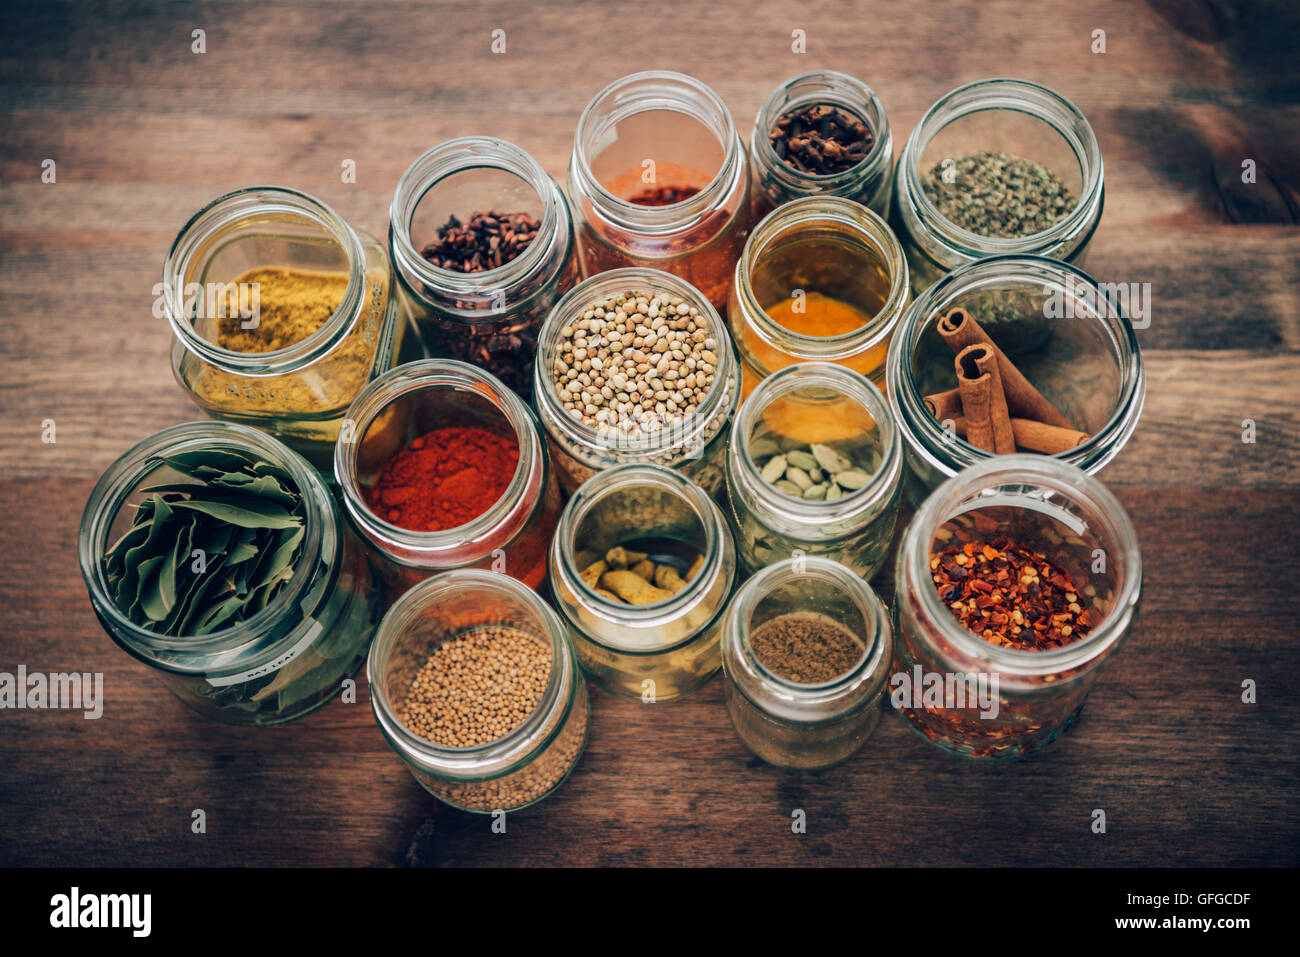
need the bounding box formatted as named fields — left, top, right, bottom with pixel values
left=78, top=422, right=381, bottom=725
left=568, top=70, right=753, bottom=311
left=369, top=570, right=589, bottom=812
left=728, top=196, right=909, bottom=398
left=885, top=255, right=1145, bottom=506
left=532, top=267, right=741, bottom=499
left=749, top=69, right=894, bottom=221
left=165, top=186, right=409, bottom=470
left=892, top=455, right=1142, bottom=759
left=721, top=556, right=891, bottom=769
left=389, top=137, right=580, bottom=402
left=726, top=362, right=902, bottom=578
left=893, top=78, right=1104, bottom=294
left=335, top=359, right=561, bottom=599
left=549, top=464, right=736, bottom=702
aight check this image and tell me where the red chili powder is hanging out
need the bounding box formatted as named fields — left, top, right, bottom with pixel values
left=365, top=427, right=519, bottom=532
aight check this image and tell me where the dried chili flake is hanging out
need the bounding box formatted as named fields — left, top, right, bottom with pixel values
left=929, top=537, right=1094, bottom=651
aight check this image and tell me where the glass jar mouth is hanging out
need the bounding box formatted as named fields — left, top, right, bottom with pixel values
left=735, top=196, right=909, bottom=360
left=77, top=421, right=328, bottom=666
left=751, top=69, right=891, bottom=188
left=552, top=464, right=725, bottom=634
left=902, top=454, right=1142, bottom=676
left=885, top=254, right=1145, bottom=479
left=902, top=78, right=1103, bottom=256
left=389, top=136, right=561, bottom=298
left=729, top=362, right=902, bottom=524
left=571, top=70, right=742, bottom=230
left=163, top=186, right=366, bottom=374
left=725, top=556, right=889, bottom=703
left=334, top=359, right=541, bottom=561
left=533, top=266, right=736, bottom=457
left=367, top=569, right=572, bottom=770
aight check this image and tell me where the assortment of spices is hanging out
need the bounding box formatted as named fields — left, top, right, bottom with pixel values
left=102, top=448, right=306, bottom=635
left=363, top=427, right=519, bottom=531
left=549, top=287, right=719, bottom=436
left=753, top=440, right=873, bottom=502
left=729, top=197, right=907, bottom=397
left=749, top=612, right=864, bottom=684
left=769, top=103, right=873, bottom=175
left=213, top=267, right=348, bottom=353
left=575, top=539, right=703, bottom=605
left=398, top=626, right=552, bottom=746
left=922, top=152, right=1077, bottom=238
left=930, top=537, right=1093, bottom=651
left=922, top=307, right=1090, bottom=455
left=419, top=210, right=540, bottom=272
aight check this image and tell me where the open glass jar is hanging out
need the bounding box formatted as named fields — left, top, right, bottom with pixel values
left=549, top=465, right=736, bottom=702
left=892, top=455, right=1142, bottom=759
left=166, top=186, right=407, bottom=470
left=389, top=137, right=580, bottom=402
left=749, top=69, right=894, bottom=221
left=885, top=255, right=1145, bottom=506
left=568, top=70, right=752, bottom=311
left=722, top=556, right=891, bottom=769
left=532, top=267, right=740, bottom=499
left=726, top=362, right=902, bottom=578
left=893, top=78, right=1104, bottom=294
left=335, top=359, right=561, bottom=599
left=369, top=570, right=589, bottom=812
left=728, top=197, right=909, bottom=398
left=78, top=422, right=381, bottom=725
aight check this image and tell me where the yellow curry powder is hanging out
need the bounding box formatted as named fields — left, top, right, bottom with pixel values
left=215, top=266, right=349, bottom=353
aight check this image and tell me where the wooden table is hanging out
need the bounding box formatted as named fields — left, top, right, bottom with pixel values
left=3, top=0, right=1297, bottom=867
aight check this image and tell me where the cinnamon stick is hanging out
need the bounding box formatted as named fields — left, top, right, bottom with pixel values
left=923, top=388, right=964, bottom=421
left=967, top=345, right=1016, bottom=454
left=954, top=345, right=996, bottom=453
left=947, top=417, right=1092, bottom=454
left=936, top=308, right=1075, bottom=429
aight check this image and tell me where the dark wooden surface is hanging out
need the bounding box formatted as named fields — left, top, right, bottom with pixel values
left=3, top=0, right=1299, bottom=867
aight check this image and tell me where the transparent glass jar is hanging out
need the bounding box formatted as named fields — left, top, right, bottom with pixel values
left=335, top=359, right=561, bottom=599
left=893, top=78, right=1104, bottom=294
left=726, top=362, right=902, bottom=578
left=369, top=570, right=589, bottom=812
left=722, top=556, right=891, bottom=769
left=568, top=70, right=753, bottom=311
left=749, top=69, right=894, bottom=221
left=78, top=422, right=381, bottom=725
left=885, top=255, right=1145, bottom=506
left=532, top=267, right=741, bottom=499
left=892, top=455, right=1141, bottom=759
left=166, top=186, right=409, bottom=470
left=389, top=137, right=580, bottom=402
left=728, top=196, right=909, bottom=398
left=549, top=464, right=736, bottom=702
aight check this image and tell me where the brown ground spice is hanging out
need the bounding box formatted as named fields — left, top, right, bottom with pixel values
left=750, top=612, right=865, bottom=684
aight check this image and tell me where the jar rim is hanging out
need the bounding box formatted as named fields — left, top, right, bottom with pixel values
left=551, top=464, right=730, bottom=639
left=728, top=361, right=902, bottom=527
left=334, top=358, right=543, bottom=565
left=388, top=136, right=563, bottom=298
left=900, top=77, right=1104, bottom=257
left=77, top=421, right=331, bottom=669
left=532, top=266, right=738, bottom=461
left=163, top=185, right=367, bottom=375
left=733, top=196, right=909, bottom=362
left=750, top=69, right=892, bottom=190
left=885, top=254, right=1145, bottom=481
left=367, top=569, right=575, bottom=773
left=723, top=556, right=890, bottom=710
left=901, top=454, right=1142, bottom=675
left=570, top=70, right=743, bottom=231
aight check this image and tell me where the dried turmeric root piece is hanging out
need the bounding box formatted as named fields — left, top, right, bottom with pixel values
left=630, top=559, right=656, bottom=581
left=653, top=564, right=688, bottom=593
left=580, top=560, right=607, bottom=590
left=599, top=569, right=673, bottom=605
left=686, top=552, right=705, bottom=581
left=605, top=546, right=648, bottom=568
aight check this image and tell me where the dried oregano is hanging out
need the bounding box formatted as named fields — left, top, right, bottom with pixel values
left=102, top=448, right=306, bottom=636
left=922, top=152, right=1077, bottom=238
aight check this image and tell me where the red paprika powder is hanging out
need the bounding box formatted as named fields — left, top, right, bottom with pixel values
left=366, top=426, right=519, bottom=532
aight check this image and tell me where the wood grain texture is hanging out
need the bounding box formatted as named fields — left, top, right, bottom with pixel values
left=2, top=0, right=1298, bottom=867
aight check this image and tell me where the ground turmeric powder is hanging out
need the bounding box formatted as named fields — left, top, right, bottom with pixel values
left=215, top=266, right=348, bottom=352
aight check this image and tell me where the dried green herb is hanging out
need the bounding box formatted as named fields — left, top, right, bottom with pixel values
left=921, top=151, right=1077, bottom=238
left=102, top=449, right=306, bottom=636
